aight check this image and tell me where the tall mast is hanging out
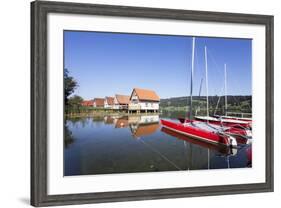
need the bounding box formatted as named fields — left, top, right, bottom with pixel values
left=198, top=78, right=203, bottom=97
left=204, top=46, right=209, bottom=118
left=224, top=64, right=227, bottom=115
left=189, top=37, right=195, bottom=120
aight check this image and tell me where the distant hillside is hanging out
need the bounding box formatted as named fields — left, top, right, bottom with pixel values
left=159, top=95, right=252, bottom=114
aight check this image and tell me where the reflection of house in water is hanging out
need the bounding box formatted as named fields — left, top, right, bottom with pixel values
left=113, top=115, right=160, bottom=137
left=103, top=116, right=114, bottom=124
left=129, top=115, right=160, bottom=138
left=114, top=116, right=129, bottom=128
left=131, top=123, right=159, bottom=138
left=128, top=114, right=159, bottom=124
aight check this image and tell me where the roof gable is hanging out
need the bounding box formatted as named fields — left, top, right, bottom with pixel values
left=105, top=96, right=114, bottom=105
left=131, top=88, right=160, bottom=101
left=115, top=94, right=130, bottom=104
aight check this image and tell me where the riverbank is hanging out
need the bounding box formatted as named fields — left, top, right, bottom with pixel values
left=65, top=111, right=161, bottom=118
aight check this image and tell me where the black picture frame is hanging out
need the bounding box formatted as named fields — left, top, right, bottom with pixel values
left=31, top=0, right=274, bottom=207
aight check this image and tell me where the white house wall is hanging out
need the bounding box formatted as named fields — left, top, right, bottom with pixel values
left=113, top=97, right=120, bottom=109
left=138, top=102, right=159, bottom=110
left=104, top=100, right=108, bottom=108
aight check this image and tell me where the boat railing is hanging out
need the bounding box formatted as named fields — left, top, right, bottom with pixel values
left=226, top=112, right=252, bottom=118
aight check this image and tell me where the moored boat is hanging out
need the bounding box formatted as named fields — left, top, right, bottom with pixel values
left=161, top=119, right=237, bottom=147
left=213, top=115, right=252, bottom=122
left=179, top=117, right=252, bottom=142
left=161, top=127, right=237, bottom=155
left=161, top=37, right=238, bottom=147
left=194, top=116, right=251, bottom=129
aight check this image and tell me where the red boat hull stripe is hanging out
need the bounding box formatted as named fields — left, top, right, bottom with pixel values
left=161, top=120, right=230, bottom=146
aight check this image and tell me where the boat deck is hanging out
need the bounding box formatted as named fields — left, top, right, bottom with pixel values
left=184, top=121, right=228, bottom=133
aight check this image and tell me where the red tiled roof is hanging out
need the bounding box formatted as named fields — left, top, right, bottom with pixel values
left=94, top=98, right=105, bottom=107
left=131, top=88, right=160, bottom=101
left=105, top=96, right=114, bottom=105
left=81, top=100, right=94, bottom=106
left=115, top=94, right=130, bottom=104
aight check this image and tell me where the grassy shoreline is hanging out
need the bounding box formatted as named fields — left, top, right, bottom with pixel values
left=65, top=111, right=161, bottom=118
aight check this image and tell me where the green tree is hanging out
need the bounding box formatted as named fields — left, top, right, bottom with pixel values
left=68, top=95, right=83, bottom=109
left=64, top=68, right=78, bottom=105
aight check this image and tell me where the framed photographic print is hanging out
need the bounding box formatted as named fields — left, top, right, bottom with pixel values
left=31, top=0, right=274, bottom=207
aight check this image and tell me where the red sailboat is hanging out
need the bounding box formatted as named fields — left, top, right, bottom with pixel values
left=183, top=47, right=251, bottom=139
left=161, top=37, right=238, bottom=147
left=178, top=117, right=251, bottom=141
left=194, top=116, right=251, bottom=129
left=161, top=126, right=237, bottom=155
left=161, top=119, right=237, bottom=146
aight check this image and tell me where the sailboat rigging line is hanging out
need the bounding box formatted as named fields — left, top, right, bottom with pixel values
left=209, top=48, right=252, bottom=116
left=198, top=78, right=203, bottom=97
left=186, top=47, right=192, bottom=113
left=189, top=37, right=195, bottom=121
left=202, top=46, right=222, bottom=114
left=214, top=92, right=222, bottom=115
left=207, top=47, right=223, bottom=75
left=206, top=48, right=226, bottom=101
left=196, top=77, right=204, bottom=115
left=204, top=46, right=209, bottom=118
left=138, top=138, right=182, bottom=171
left=225, top=66, right=251, bottom=115
left=224, top=65, right=251, bottom=112
left=224, top=64, right=228, bottom=115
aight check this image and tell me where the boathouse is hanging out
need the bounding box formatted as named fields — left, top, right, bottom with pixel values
left=128, top=88, right=160, bottom=113
left=104, top=96, right=114, bottom=108
left=93, top=98, right=105, bottom=108
left=113, top=94, right=130, bottom=110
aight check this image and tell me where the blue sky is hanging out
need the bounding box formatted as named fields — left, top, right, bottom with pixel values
left=64, top=31, right=252, bottom=100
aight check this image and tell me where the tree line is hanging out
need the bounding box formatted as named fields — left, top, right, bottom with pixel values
left=64, top=68, right=83, bottom=110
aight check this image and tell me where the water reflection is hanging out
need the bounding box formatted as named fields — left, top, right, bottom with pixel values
left=104, top=116, right=114, bottom=124
left=123, top=115, right=159, bottom=138
left=112, top=115, right=160, bottom=137
left=114, top=116, right=129, bottom=128
left=161, top=127, right=236, bottom=156
left=64, top=123, right=75, bottom=148
left=64, top=115, right=251, bottom=176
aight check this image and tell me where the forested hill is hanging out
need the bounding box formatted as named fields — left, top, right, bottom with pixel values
left=159, top=95, right=252, bottom=113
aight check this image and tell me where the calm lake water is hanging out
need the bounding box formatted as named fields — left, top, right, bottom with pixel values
left=64, top=114, right=252, bottom=176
